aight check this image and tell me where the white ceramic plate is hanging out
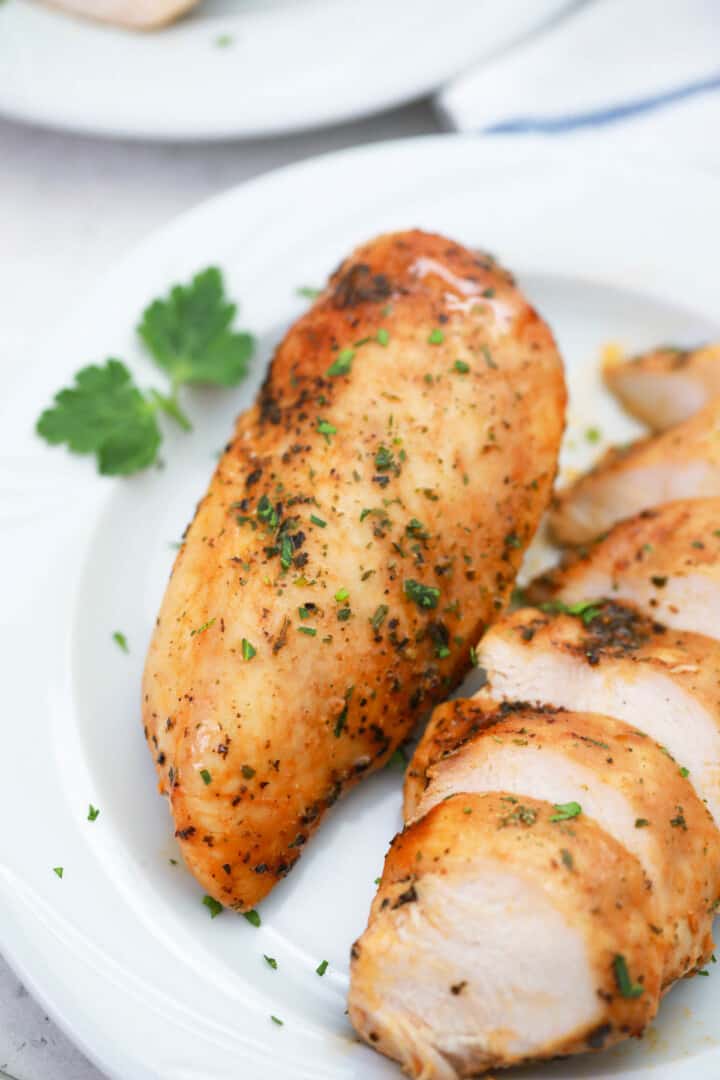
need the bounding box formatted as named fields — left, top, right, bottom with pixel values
left=3, top=137, right=720, bottom=1080
left=0, top=0, right=572, bottom=141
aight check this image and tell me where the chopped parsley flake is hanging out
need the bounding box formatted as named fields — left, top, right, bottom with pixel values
left=550, top=801, right=582, bottom=822
left=613, top=954, right=644, bottom=998
left=374, top=445, right=397, bottom=472
left=310, top=514, right=326, bottom=528
left=406, top=518, right=429, bottom=539
left=335, top=587, right=349, bottom=602
left=453, top=360, right=470, bottom=374
left=203, top=895, right=222, bottom=918
left=200, top=768, right=212, bottom=785
left=560, top=849, right=574, bottom=870
left=112, top=631, right=129, bottom=652
left=540, top=599, right=600, bottom=626
left=585, top=426, right=602, bottom=443
left=87, top=804, right=100, bottom=822
left=317, top=419, right=337, bottom=443
left=298, top=626, right=317, bottom=636
left=371, top=604, right=389, bottom=630
left=242, top=638, right=257, bottom=661
left=326, top=349, right=354, bottom=377
left=428, top=328, right=444, bottom=345
left=244, top=908, right=261, bottom=927
left=53, top=867, right=64, bottom=879
left=481, top=345, right=497, bottom=369
left=257, top=494, right=278, bottom=529
left=191, top=618, right=216, bottom=637
left=635, top=818, right=650, bottom=828
left=264, top=955, right=278, bottom=970
left=404, top=579, right=440, bottom=610
left=376, top=329, right=390, bottom=346
left=270, top=1015, right=284, bottom=1026
left=679, top=766, right=690, bottom=778
left=296, top=286, right=321, bottom=300
left=316, top=959, right=329, bottom=976
left=242, top=764, right=256, bottom=779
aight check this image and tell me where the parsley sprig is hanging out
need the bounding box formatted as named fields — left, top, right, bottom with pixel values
left=37, top=267, right=255, bottom=476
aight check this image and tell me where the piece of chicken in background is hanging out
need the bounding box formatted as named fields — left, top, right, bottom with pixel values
left=604, top=343, right=720, bottom=432
left=41, top=0, right=200, bottom=28
left=549, top=396, right=720, bottom=546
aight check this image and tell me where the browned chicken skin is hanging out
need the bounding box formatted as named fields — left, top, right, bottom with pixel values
left=142, top=230, right=566, bottom=910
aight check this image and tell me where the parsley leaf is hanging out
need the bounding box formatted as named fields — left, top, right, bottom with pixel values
left=138, top=267, right=255, bottom=392
left=87, top=804, right=100, bottom=822
left=112, top=630, right=129, bottom=653
left=244, top=908, right=261, bottom=927
left=316, top=959, right=329, bottom=976
left=36, top=359, right=164, bottom=476
left=404, top=579, right=440, bottom=610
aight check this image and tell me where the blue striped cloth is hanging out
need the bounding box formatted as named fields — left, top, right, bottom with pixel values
left=437, top=0, right=720, bottom=170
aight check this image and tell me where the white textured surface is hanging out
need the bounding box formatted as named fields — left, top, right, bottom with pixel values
left=0, top=100, right=438, bottom=1080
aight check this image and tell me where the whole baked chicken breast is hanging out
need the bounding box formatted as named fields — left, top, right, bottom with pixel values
left=142, top=230, right=566, bottom=910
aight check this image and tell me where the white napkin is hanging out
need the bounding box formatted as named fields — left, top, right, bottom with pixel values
left=437, top=0, right=720, bottom=173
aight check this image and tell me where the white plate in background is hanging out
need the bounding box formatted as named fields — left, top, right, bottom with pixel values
left=0, top=0, right=573, bottom=140
left=1, top=136, right=720, bottom=1079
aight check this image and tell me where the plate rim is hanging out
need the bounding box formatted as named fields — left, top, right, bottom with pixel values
left=0, top=0, right=573, bottom=140
left=3, top=134, right=720, bottom=1080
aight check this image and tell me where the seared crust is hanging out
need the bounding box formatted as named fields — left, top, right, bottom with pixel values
left=142, top=230, right=566, bottom=909
left=527, top=498, right=720, bottom=639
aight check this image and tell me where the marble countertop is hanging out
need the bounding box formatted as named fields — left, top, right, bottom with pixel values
left=0, top=97, right=440, bottom=1080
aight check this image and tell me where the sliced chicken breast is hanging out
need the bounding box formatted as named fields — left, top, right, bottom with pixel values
left=42, top=0, right=200, bottom=29
left=349, top=792, right=662, bottom=1079
left=411, top=701, right=720, bottom=985
left=549, top=398, right=720, bottom=545
left=604, top=344, right=720, bottom=432
left=477, top=603, right=720, bottom=826
left=529, top=499, right=720, bottom=639
left=143, top=230, right=566, bottom=911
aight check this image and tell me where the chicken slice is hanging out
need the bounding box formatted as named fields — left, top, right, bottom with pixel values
left=604, top=344, right=720, bottom=432
left=410, top=701, right=720, bottom=985
left=477, top=602, right=720, bottom=826
left=349, top=792, right=662, bottom=1079
left=549, top=397, right=720, bottom=545
left=41, top=0, right=200, bottom=29
left=529, top=498, right=720, bottom=639
left=143, top=230, right=566, bottom=910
